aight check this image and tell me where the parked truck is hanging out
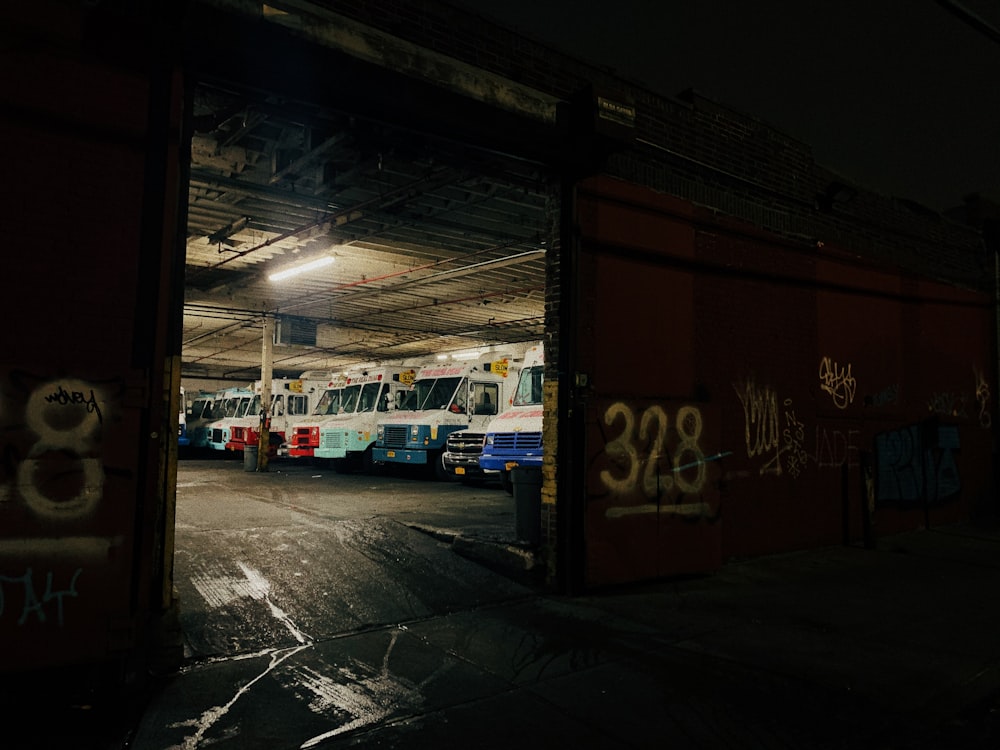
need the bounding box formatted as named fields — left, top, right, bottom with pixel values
left=177, top=386, right=189, bottom=449
left=372, top=352, right=520, bottom=479
left=441, top=429, right=495, bottom=484
left=479, top=344, right=544, bottom=493
left=311, top=365, right=420, bottom=472
left=283, top=373, right=351, bottom=458
left=179, top=389, right=218, bottom=455
left=205, top=386, right=255, bottom=453
left=225, top=373, right=334, bottom=455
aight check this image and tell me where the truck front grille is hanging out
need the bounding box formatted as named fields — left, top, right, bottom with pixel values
left=382, top=425, right=409, bottom=448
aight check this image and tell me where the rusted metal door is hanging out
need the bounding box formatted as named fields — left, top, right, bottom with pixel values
left=572, top=178, right=726, bottom=586
left=1, top=3, right=186, bottom=674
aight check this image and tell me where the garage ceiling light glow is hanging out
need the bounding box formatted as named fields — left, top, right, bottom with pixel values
left=268, top=256, right=334, bottom=281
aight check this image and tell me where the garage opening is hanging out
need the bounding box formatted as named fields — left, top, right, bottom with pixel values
left=174, top=36, right=560, bottom=656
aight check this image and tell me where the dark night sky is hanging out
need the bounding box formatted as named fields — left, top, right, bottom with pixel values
left=451, top=0, right=1000, bottom=214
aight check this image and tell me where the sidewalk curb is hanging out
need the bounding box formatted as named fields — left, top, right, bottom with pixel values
left=405, top=522, right=541, bottom=577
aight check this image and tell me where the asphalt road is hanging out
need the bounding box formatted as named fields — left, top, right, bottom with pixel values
left=173, top=457, right=526, bottom=661
left=176, top=455, right=514, bottom=540
left=13, top=457, right=999, bottom=749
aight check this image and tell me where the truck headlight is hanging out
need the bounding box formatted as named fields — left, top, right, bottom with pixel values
left=410, top=425, right=419, bottom=440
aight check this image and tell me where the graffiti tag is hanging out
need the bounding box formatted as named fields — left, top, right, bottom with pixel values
left=44, top=385, right=103, bottom=423
left=875, top=421, right=961, bottom=505
left=926, top=391, right=969, bottom=420
left=0, top=567, right=82, bottom=626
left=781, top=400, right=809, bottom=478
left=974, top=368, right=992, bottom=428
left=819, top=357, right=856, bottom=409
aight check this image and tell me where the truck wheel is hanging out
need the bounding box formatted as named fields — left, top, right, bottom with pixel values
left=360, top=445, right=375, bottom=474
left=433, top=452, right=450, bottom=481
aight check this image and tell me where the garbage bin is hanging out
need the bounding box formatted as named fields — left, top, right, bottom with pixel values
left=243, top=445, right=258, bottom=472
left=511, top=466, right=542, bottom=545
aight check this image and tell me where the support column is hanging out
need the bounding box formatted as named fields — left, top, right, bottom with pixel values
left=259, top=316, right=275, bottom=471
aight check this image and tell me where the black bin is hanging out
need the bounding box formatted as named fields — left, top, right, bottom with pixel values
left=243, top=445, right=258, bottom=472
left=511, top=466, right=542, bottom=545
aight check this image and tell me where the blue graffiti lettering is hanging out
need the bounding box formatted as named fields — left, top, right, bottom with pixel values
left=0, top=567, right=82, bottom=626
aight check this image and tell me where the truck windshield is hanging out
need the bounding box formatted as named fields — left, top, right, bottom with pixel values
left=340, top=384, right=362, bottom=414
left=235, top=396, right=253, bottom=417
left=512, top=365, right=543, bottom=406
left=357, top=382, right=382, bottom=413
left=314, top=388, right=343, bottom=415
left=189, top=398, right=213, bottom=419
left=221, top=396, right=246, bottom=418
left=412, top=376, right=463, bottom=410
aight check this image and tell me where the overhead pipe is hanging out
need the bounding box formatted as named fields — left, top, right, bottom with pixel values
left=188, top=166, right=464, bottom=278
left=277, top=240, right=544, bottom=315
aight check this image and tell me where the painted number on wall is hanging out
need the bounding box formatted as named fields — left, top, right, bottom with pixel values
left=16, top=379, right=107, bottom=520
left=600, top=403, right=717, bottom=497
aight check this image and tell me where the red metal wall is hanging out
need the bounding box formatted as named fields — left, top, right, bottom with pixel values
left=574, top=176, right=995, bottom=588
left=1, top=3, right=184, bottom=674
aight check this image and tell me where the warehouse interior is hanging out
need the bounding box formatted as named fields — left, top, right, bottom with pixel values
left=182, top=79, right=557, bottom=383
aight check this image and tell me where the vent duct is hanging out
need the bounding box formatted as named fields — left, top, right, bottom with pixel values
left=273, top=316, right=317, bottom=347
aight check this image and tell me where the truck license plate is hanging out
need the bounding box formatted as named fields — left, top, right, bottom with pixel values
left=455, top=467, right=465, bottom=475
left=505, top=461, right=519, bottom=471
left=386, top=451, right=396, bottom=458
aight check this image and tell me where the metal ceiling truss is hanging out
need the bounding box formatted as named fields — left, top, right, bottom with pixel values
left=183, top=82, right=554, bottom=381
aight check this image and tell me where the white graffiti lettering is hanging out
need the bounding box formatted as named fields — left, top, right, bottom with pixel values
left=2, top=377, right=110, bottom=520
left=734, top=378, right=781, bottom=472
left=734, top=377, right=863, bottom=477
left=601, top=402, right=643, bottom=495
left=781, top=400, right=809, bottom=478
left=600, top=402, right=730, bottom=514
left=974, top=368, right=992, bottom=429
left=813, top=427, right=860, bottom=469
left=819, top=357, right=856, bottom=409
left=639, top=405, right=669, bottom=498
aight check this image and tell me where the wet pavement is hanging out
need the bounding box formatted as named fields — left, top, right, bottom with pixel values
left=9, top=460, right=1000, bottom=749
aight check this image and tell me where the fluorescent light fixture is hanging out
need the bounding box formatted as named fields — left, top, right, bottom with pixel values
left=268, top=256, right=334, bottom=282
left=436, top=354, right=449, bottom=360
left=451, top=350, right=481, bottom=360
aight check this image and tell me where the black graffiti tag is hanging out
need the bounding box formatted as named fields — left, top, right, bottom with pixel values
left=45, top=386, right=103, bottom=424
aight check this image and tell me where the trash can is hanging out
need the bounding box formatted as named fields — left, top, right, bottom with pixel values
left=511, top=466, right=542, bottom=545
left=243, top=445, right=258, bottom=472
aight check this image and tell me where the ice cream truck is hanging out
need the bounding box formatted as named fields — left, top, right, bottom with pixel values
left=177, top=386, right=188, bottom=449
left=283, top=373, right=352, bottom=458
left=372, top=353, right=518, bottom=478
left=311, top=365, right=421, bottom=472
left=225, top=373, right=333, bottom=455
left=479, top=344, right=544, bottom=493
left=206, top=386, right=255, bottom=452
left=179, top=389, right=218, bottom=454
